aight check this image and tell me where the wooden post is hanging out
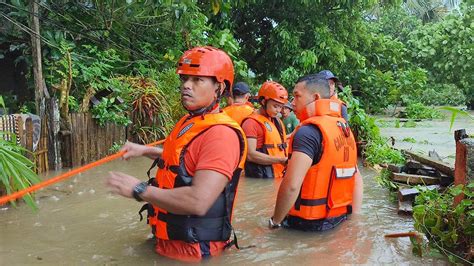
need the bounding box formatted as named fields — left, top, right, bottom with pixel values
left=454, top=129, right=472, bottom=205
left=29, top=0, right=46, bottom=117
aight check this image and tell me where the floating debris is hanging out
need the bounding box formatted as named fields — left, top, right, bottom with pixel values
left=50, top=196, right=60, bottom=201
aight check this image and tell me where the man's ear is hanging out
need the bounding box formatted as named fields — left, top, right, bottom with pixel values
left=313, top=93, right=321, bottom=101
left=215, top=82, right=226, bottom=96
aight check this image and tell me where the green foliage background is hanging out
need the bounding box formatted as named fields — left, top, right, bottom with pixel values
left=1, top=0, right=472, bottom=117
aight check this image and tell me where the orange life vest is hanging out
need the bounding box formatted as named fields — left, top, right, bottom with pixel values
left=287, top=99, right=357, bottom=225
left=330, top=95, right=346, bottom=106
left=330, top=95, right=349, bottom=122
left=146, top=112, right=247, bottom=243
left=243, top=113, right=287, bottom=179
left=223, top=103, right=254, bottom=125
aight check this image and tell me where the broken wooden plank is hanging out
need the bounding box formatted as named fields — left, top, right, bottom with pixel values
left=403, top=150, right=455, bottom=177
left=398, top=199, right=413, bottom=215
left=398, top=185, right=440, bottom=202
left=406, top=159, right=437, bottom=172
left=440, top=173, right=454, bottom=187
left=387, top=164, right=404, bottom=173
left=391, top=172, right=440, bottom=185
left=405, top=160, right=440, bottom=176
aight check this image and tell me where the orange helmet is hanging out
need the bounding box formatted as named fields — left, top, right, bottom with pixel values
left=257, top=81, right=288, bottom=104
left=176, top=46, right=234, bottom=91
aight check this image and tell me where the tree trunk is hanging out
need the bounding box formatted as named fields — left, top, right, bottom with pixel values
left=29, top=1, right=62, bottom=170
left=30, top=0, right=46, bottom=117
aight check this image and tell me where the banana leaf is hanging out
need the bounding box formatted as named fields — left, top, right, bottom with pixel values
left=0, top=131, right=41, bottom=210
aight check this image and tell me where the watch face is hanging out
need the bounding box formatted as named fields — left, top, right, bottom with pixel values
left=135, top=182, right=147, bottom=194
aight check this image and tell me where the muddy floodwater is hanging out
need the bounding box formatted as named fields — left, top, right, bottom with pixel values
left=1, top=162, right=447, bottom=265
left=3, top=112, right=471, bottom=265
left=378, top=110, right=474, bottom=165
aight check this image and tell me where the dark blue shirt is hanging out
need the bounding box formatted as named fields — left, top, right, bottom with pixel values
left=292, top=125, right=323, bottom=165
left=341, top=104, right=349, bottom=122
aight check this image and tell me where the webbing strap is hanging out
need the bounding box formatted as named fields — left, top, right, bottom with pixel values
left=224, top=230, right=256, bottom=250
left=299, top=197, right=327, bottom=206
left=138, top=203, right=148, bottom=222
left=157, top=212, right=225, bottom=229
left=146, top=158, right=163, bottom=178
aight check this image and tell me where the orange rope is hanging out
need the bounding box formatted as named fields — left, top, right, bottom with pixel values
left=0, top=139, right=165, bottom=206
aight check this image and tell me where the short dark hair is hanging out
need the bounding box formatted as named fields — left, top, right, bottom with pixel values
left=296, top=74, right=331, bottom=98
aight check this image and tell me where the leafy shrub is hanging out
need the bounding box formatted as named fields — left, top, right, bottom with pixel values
left=91, top=98, right=131, bottom=127
left=375, top=169, right=400, bottom=195
left=402, top=137, right=417, bottom=143
left=404, top=102, right=442, bottom=119
left=413, top=183, right=474, bottom=263
left=364, top=138, right=405, bottom=165
left=112, top=68, right=184, bottom=144
left=109, top=141, right=125, bottom=153
left=420, top=83, right=466, bottom=106
left=402, top=120, right=418, bottom=128
left=128, top=76, right=174, bottom=143
left=68, top=96, right=80, bottom=113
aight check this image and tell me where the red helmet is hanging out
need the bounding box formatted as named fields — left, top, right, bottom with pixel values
left=176, top=46, right=234, bottom=91
left=257, top=81, right=288, bottom=104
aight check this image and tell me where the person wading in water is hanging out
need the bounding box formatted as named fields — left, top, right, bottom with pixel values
left=106, top=46, right=247, bottom=262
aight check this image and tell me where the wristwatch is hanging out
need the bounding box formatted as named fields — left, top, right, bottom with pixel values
left=269, top=217, right=282, bottom=229
left=132, top=181, right=148, bottom=202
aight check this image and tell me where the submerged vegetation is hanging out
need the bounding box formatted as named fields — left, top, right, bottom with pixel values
left=413, top=183, right=474, bottom=263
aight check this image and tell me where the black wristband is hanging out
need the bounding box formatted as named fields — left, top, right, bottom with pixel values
left=132, top=181, right=148, bottom=202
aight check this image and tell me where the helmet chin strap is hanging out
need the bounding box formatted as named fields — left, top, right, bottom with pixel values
left=261, top=99, right=270, bottom=117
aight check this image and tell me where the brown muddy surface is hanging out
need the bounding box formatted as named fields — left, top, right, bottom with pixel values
left=0, top=154, right=449, bottom=265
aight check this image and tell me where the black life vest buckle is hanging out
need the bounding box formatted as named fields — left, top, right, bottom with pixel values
left=277, top=143, right=287, bottom=151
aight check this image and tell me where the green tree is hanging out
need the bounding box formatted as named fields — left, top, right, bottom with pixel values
left=407, top=5, right=473, bottom=107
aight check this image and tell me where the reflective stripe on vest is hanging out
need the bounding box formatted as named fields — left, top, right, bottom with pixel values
left=223, top=104, right=254, bottom=125
left=288, top=99, right=357, bottom=221
left=149, top=112, right=247, bottom=243
left=243, top=114, right=287, bottom=178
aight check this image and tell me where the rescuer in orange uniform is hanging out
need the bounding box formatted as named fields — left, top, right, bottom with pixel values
left=223, top=82, right=254, bottom=124
left=269, top=74, right=363, bottom=231
left=241, top=81, right=288, bottom=179
left=106, top=46, right=247, bottom=262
